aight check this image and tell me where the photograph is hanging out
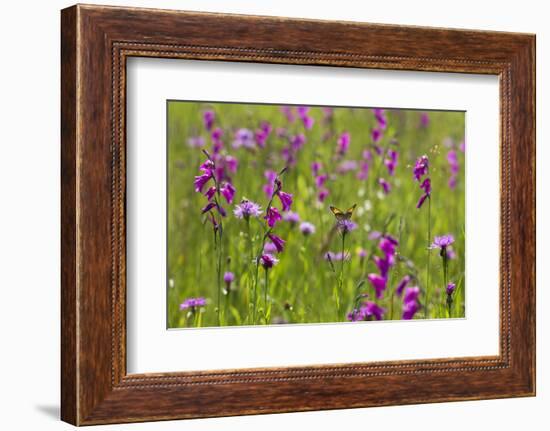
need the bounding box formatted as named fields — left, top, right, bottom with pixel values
left=167, top=101, right=466, bottom=328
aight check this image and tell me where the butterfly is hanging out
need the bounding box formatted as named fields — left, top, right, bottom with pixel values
left=329, top=204, right=357, bottom=221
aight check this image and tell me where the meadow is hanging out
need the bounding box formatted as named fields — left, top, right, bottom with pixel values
left=167, top=101, right=465, bottom=328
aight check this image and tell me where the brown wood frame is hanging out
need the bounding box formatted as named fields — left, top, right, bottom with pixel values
left=61, top=4, right=536, bottom=426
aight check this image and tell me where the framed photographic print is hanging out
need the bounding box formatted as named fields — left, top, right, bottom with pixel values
left=61, top=4, right=536, bottom=425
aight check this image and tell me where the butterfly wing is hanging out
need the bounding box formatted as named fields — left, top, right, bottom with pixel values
left=345, top=204, right=357, bottom=219
left=330, top=206, right=345, bottom=221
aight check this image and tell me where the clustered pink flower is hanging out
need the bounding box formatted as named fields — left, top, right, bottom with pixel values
left=347, top=301, right=385, bottom=322
left=413, top=155, right=431, bottom=209
left=367, top=234, right=399, bottom=299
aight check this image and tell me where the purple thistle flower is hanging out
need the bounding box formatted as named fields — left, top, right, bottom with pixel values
left=224, top=271, right=234, bottom=284
left=265, top=207, right=282, bottom=228
left=180, top=297, right=206, bottom=311
left=232, top=128, right=255, bottom=149
left=413, top=155, right=429, bottom=181
left=234, top=199, right=262, bottom=219
left=267, top=233, right=286, bottom=253
left=337, top=131, right=351, bottom=155
left=203, top=110, right=215, bottom=131
left=337, top=219, right=357, bottom=235
left=188, top=136, right=206, bottom=148
left=337, top=160, right=358, bottom=174
left=277, top=191, right=293, bottom=212
left=260, top=253, right=279, bottom=269
left=378, top=178, right=391, bottom=194
left=283, top=211, right=300, bottom=225
left=220, top=182, right=236, bottom=204
left=367, top=273, right=387, bottom=299
left=430, top=234, right=455, bottom=251
left=299, top=222, right=316, bottom=236
left=446, top=282, right=456, bottom=296
left=419, top=112, right=430, bottom=128
left=324, top=251, right=350, bottom=261
left=396, top=275, right=411, bottom=297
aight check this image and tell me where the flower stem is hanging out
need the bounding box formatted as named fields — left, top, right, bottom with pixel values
left=425, top=196, right=432, bottom=318
left=264, top=268, right=270, bottom=324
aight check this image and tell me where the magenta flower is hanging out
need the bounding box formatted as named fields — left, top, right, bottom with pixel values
left=371, top=128, right=382, bottom=143
left=277, top=191, right=293, bottom=212
left=347, top=301, right=385, bottom=321
left=357, top=248, right=367, bottom=260
left=378, top=178, right=391, bottom=194
left=337, top=131, right=351, bottom=155
left=283, top=211, right=300, bottom=225
left=384, top=149, right=398, bottom=176
left=403, top=286, right=420, bottom=304
left=255, top=121, right=272, bottom=148
left=413, top=155, right=429, bottom=182
left=419, top=112, right=430, bottom=128
left=234, top=199, right=262, bottom=219
left=315, top=174, right=328, bottom=188
left=373, top=256, right=391, bottom=278
left=416, top=178, right=431, bottom=209
left=224, top=271, right=234, bottom=284
left=265, top=206, right=282, bottom=228
left=373, top=108, right=388, bottom=130
left=299, top=222, right=316, bottom=236
left=447, top=149, right=459, bottom=189
left=205, top=186, right=216, bottom=201
left=194, top=172, right=212, bottom=193
left=446, top=282, right=456, bottom=296
left=267, top=233, right=286, bottom=253
left=203, top=110, right=215, bottom=131
left=318, top=188, right=329, bottom=202
left=357, top=161, right=369, bottom=180
left=180, top=297, right=206, bottom=311
left=297, top=106, right=314, bottom=130
left=211, top=127, right=224, bottom=153
left=224, top=155, right=238, bottom=174
left=396, top=275, right=411, bottom=297
left=232, top=128, right=255, bottom=149
left=311, top=161, right=322, bottom=176
left=220, top=182, right=236, bottom=204
left=188, top=136, right=205, bottom=148
left=402, top=299, right=421, bottom=320
left=459, top=140, right=466, bottom=153
left=281, top=105, right=295, bottom=123
left=367, top=273, right=387, bottom=299
left=260, top=253, right=279, bottom=269
left=290, top=133, right=307, bottom=151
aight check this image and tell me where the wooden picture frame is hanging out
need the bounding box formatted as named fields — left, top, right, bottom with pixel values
left=61, top=4, right=536, bottom=425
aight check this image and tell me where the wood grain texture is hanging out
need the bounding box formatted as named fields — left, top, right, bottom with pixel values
left=60, top=4, right=536, bottom=425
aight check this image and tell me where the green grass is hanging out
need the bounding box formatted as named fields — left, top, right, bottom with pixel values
left=167, top=102, right=465, bottom=328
